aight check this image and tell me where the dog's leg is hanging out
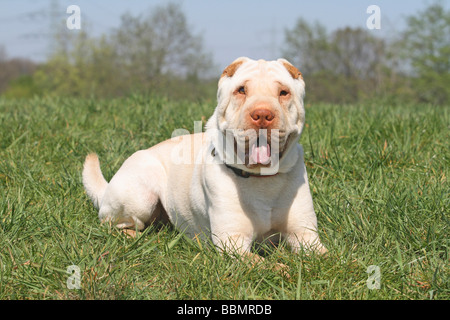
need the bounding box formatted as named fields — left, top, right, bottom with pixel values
left=283, top=229, right=327, bottom=255
left=281, top=184, right=327, bottom=255
left=93, top=150, right=168, bottom=233
left=98, top=175, right=164, bottom=232
left=212, top=233, right=253, bottom=255
left=99, top=190, right=161, bottom=231
left=212, top=233, right=290, bottom=277
left=119, top=202, right=168, bottom=238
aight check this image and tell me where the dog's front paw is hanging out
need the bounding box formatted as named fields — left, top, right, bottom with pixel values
left=273, top=262, right=291, bottom=279
left=316, top=244, right=328, bottom=256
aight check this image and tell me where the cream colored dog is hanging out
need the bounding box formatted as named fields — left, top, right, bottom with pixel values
left=83, top=57, right=326, bottom=256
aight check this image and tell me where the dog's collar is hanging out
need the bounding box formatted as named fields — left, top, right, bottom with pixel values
left=211, top=148, right=278, bottom=178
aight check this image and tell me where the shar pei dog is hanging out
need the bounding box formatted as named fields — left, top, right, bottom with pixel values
left=83, top=57, right=327, bottom=261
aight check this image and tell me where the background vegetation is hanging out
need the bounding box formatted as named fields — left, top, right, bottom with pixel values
left=0, top=1, right=448, bottom=300
left=0, top=2, right=449, bottom=104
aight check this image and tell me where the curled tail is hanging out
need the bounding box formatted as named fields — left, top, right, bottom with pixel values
left=82, top=153, right=108, bottom=209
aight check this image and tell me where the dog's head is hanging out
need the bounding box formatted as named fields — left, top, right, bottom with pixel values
left=206, top=57, right=306, bottom=175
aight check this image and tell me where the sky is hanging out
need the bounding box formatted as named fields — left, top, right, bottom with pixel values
left=0, top=0, right=445, bottom=71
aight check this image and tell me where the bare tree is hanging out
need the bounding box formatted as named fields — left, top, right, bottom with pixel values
left=283, top=18, right=331, bottom=75
left=32, top=2, right=215, bottom=99
left=112, top=3, right=213, bottom=87
left=283, top=20, right=387, bottom=102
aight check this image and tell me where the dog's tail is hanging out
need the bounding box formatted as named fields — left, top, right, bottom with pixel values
left=82, top=153, right=108, bottom=209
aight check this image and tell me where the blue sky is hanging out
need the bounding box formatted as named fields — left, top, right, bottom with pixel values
left=0, top=0, right=444, bottom=70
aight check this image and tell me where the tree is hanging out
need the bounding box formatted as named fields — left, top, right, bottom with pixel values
left=283, top=20, right=387, bottom=103
left=0, top=45, right=37, bottom=97
left=329, top=27, right=386, bottom=101
left=33, top=2, right=215, bottom=99
left=399, top=2, right=450, bottom=104
left=111, top=3, right=214, bottom=92
left=283, top=18, right=331, bottom=75
left=0, top=45, right=6, bottom=62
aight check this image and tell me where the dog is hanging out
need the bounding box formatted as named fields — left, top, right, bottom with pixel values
left=83, top=57, right=327, bottom=259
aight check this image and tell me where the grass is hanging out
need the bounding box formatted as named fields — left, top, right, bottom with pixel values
left=0, top=95, right=448, bottom=300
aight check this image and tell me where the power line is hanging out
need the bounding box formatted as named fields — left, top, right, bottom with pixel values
left=253, top=21, right=282, bottom=59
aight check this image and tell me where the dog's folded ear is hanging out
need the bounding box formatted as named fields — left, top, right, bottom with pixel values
left=278, top=58, right=303, bottom=80
left=276, top=59, right=306, bottom=137
left=215, top=57, right=250, bottom=127
left=221, top=57, right=249, bottom=79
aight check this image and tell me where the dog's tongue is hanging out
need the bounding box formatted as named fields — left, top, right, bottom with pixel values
left=251, top=143, right=271, bottom=164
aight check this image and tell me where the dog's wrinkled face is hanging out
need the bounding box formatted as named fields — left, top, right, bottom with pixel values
left=209, top=57, right=306, bottom=171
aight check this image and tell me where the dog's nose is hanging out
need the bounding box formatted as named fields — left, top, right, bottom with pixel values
left=250, top=108, right=275, bottom=128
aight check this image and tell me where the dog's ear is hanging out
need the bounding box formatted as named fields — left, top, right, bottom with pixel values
left=278, top=59, right=306, bottom=136
left=221, top=57, right=248, bottom=79
left=279, top=59, right=303, bottom=80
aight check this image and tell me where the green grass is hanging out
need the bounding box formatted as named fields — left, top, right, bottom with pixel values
left=0, top=95, right=448, bottom=300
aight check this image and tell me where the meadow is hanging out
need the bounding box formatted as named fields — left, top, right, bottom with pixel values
left=0, top=95, right=448, bottom=300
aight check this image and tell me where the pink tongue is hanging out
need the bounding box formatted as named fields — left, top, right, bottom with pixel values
left=251, top=144, right=271, bottom=164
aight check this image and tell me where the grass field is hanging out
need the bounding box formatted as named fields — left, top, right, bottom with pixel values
left=0, top=95, right=448, bottom=300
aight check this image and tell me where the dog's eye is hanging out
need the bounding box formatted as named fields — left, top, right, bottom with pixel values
left=237, top=86, right=246, bottom=95
left=280, top=90, right=289, bottom=97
